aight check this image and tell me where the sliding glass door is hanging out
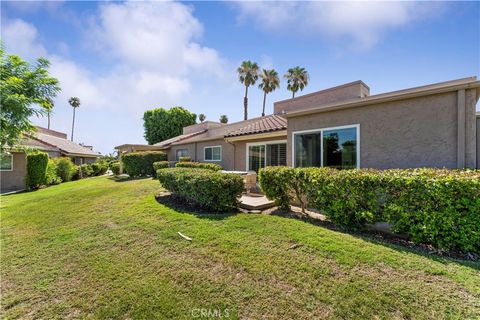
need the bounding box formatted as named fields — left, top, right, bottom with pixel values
left=248, top=142, right=287, bottom=172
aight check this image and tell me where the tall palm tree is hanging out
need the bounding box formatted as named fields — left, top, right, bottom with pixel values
left=219, top=115, right=228, bottom=124
left=284, top=67, right=309, bottom=98
left=199, top=114, right=206, bottom=122
left=258, top=69, right=280, bottom=117
left=68, top=97, right=80, bottom=141
left=237, top=60, right=259, bottom=120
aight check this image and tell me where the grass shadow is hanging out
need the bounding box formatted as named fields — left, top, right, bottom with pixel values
left=269, top=208, right=480, bottom=268
left=108, top=176, right=154, bottom=183
left=155, top=192, right=238, bottom=220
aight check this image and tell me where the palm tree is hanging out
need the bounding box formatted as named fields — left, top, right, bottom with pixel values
left=199, top=114, right=206, bottom=122
left=284, top=67, right=309, bottom=98
left=68, top=97, right=80, bottom=141
left=258, top=69, right=280, bottom=117
left=237, top=60, right=259, bottom=120
left=219, top=115, right=228, bottom=124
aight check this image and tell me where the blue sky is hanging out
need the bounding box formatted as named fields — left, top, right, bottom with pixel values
left=1, top=1, right=479, bottom=154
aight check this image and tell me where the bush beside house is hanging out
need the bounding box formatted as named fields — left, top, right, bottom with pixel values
left=44, top=159, right=61, bottom=185
left=111, top=162, right=121, bottom=175
left=157, top=168, right=243, bottom=211
left=153, top=161, right=169, bottom=171
left=175, top=161, right=222, bottom=171
left=122, top=151, right=167, bottom=177
left=55, top=158, right=77, bottom=182
left=25, top=152, right=49, bottom=189
left=259, top=167, right=480, bottom=253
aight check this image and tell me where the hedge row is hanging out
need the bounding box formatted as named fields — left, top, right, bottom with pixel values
left=258, top=167, right=480, bottom=253
left=153, top=161, right=169, bottom=171
left=175, top=161, right=222, bottom=171
left=157, top=168, right=243, bottom=211
left=122, top=151, right=167, bottom=177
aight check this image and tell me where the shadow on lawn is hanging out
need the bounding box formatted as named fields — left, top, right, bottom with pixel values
left=269, top=208, right=480, bottom=268
left=108, top=176, right=154, bottom=183
left=155, top=192, right=238, bottom=221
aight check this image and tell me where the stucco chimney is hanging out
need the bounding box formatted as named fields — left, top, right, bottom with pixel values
left=274, top=80, right=370, bottom=115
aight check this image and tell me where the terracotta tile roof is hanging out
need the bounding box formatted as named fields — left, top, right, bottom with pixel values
left=224, top=115, right=287, bottom=137
left=154, top=129, right=207, bottom=148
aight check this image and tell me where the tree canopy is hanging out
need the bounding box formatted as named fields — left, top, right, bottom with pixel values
left=143, top=106, right=197, bottom=145
left=284, top=66, right=309, bottom=98
left=0, top=47, right=60, bottom=152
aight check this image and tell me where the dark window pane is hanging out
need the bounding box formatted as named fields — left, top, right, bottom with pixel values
left=266, top=143, right=286, bottom=166
left=205, top=147, right=213, bottom=160
left=212, top=147, right=221, bottom=160
left=248, top=145, right=265, bottom=172
left=294, top=133, right=321, bottom=167
left=323, top=127, right=357, bottom=169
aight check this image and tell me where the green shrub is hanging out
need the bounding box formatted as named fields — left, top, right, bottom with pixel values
left=122, top=151, right=167, bottom=177
left=55, top=157, right=76, bottom=182
left=71, top=165, right=81, bottom=180
left=91, top=162, right=108, bottom=176
left=178, top=156, right=191, bottom=162
left=153, top=161, right=169, bottom=171
left=26, top=152, right=49, bottom=189
left=111, top=162, right=121, bottom=175
left=158, top=168, right=244, bottom=211
left=44, top=159, right=61, bottom=185
left=175, top=161, right=222, bottom=171
left=259, top=167, right=480, bottom=252
left=80, top=164, right=94, bottom=177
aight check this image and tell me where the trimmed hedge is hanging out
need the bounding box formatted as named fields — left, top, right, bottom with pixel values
left=157, top=168, right=243, bottom=211
left=80, top=164, right=94, bottom=177
left=122, top=151, right=167, bottom=177
left=175, top=161, right=222, bottom=171
left=55, top=158, right=77, bottom=182
left=153, top=161, right=169, bottom=171
left=26, top=152, right=49, bottom=189
left=259, top=167, right=480, bottom=253
left=91, top=162, right=107, bottom=176
left=111, top=162, right=121, bottom=175
left=178, top=156, right=191, bottom=162
left=44, top=159, right=61, bottom=185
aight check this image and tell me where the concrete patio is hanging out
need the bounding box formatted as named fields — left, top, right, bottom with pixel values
left=239, top=194, right=275, bottom=211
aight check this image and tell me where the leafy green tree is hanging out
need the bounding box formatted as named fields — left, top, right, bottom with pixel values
left=219, top=115, right=228, bottom=123
left=0, top=47, right=60, bottom=152
left=199, top=114, right=206, bottom=122
left=258, top=69, right=280, bottom=117
left=143, top=106, right=196, bottom=145
left=68, top=97, right=80, bottom=141
left=237, top=60, right=259, bottom=120
left=284, top=66, right=309, bottom=98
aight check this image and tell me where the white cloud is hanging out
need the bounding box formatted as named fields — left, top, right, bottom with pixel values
left=234, top=1, right=446, bottom=49
left=1, top=1, right=231, bottom=153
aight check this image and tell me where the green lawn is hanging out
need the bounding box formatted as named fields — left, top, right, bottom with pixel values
left=1, top=177, right=479, bottom=319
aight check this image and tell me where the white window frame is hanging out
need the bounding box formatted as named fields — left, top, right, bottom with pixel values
left=204, top=146, right=222, bottom=162
left=176, top=149, right=189, bottom=161
left=246, top=139, right=287, bottom=171
left=292, top=124, right=360, bottom=169
left=0, top=153, right=13, bottom=171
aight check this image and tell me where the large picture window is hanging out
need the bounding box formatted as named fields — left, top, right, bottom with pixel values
left=0, top=153, right=13, bottom=171
left=247, top=141, right=287, bottom=172
left=293, top=125, right=359, bottom=169
left=204, top=146, right=221, bottom=161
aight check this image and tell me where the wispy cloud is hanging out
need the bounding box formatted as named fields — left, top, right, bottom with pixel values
left=234, top=1, right=447, bottom=50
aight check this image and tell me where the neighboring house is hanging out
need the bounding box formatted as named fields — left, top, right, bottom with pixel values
left=116, top=77, right=480, bottom=172
left=1, top=126, right=101, bottom=193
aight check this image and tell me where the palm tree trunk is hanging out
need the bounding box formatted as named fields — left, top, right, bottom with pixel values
left=47, top=111, right=51, bottom=129
left=243, top=85, right=249, bottom=120
left=292, top=91, right=295, bottom=99
left=71, top=107, right=76, bottom=141
left=262, top=91, right=267, bottom=117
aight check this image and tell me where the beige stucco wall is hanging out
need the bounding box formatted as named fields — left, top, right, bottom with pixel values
left=476, top=115, right=480, bottom=169
left=287, top=91, right=472, bottom=169
left=168, top=139, right=236, bottom=170
left=1, top=152, right=27, bottom=193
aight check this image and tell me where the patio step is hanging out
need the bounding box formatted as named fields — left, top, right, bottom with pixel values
left=239, top=194, right=275, bottom=211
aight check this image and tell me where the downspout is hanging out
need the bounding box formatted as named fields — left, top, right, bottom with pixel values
left=194, top=142, right=198, bottom=162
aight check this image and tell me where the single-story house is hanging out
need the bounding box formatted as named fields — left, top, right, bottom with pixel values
left=116, top=77, right=480, bottom=172
left=1, top=126, right=101, bottom=193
